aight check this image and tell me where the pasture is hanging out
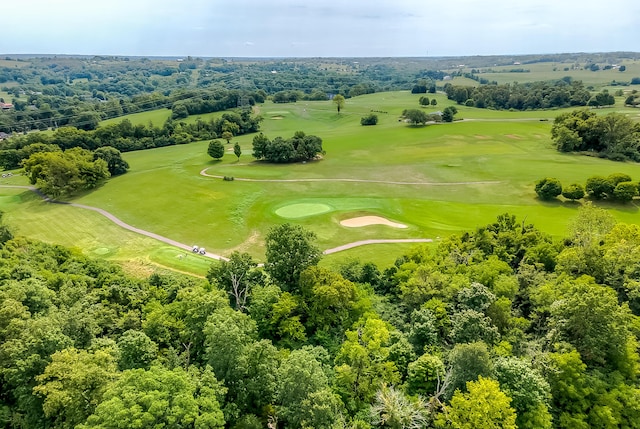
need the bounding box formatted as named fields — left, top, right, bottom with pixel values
left=3, top=90, right=640, bottom=274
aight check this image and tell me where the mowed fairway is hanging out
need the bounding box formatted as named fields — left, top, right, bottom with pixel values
left=3, top=91, right=640, bottom=271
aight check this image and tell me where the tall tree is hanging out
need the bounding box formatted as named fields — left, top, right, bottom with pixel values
left=207, top=252, right=263, bottom=311
left=333, top=94, right=345, bottom=113
left=264, top=223, right=322, bottom=291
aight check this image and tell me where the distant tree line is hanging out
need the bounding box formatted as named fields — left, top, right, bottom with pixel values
left=535, top=173, right=639, bottom=202
left=0, top=109, right=261, bottom=170
left=170, top=89, right=266, bottom=119
left=252, top=131, right=324, bottom=163
left=444, top=79, right=593, bottom=110
left=551, top=109, right=640, bottom=161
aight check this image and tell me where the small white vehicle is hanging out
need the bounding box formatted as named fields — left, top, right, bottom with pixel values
left=199, top=248, right=206, bottom=255
left=192, top=245, right=199, bottom=253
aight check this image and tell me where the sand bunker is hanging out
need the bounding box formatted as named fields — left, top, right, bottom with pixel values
left=340, top=216, right=408, bottom=228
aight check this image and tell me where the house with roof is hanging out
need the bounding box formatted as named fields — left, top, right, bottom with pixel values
left=0, top=102, right=13, bottom=110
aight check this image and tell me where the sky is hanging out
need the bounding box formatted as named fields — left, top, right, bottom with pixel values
left=2, top=0, right=639, bottom=57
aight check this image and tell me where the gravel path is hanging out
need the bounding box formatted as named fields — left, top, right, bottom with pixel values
left=323, top=238, right=433, bottom=254
left=2, top=184, right=434, bottom=262
left=200, top=168, right=500, bottom=186
left=0, top=185, right=231, bottom=261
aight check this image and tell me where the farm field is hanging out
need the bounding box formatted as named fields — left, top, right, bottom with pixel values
left=3, top=90, right=640, bottom=275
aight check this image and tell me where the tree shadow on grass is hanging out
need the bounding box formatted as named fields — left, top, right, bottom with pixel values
left=587, top=199, right=639, bottom=214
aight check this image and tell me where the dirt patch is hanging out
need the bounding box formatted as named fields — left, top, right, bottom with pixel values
left=340, top=216, right=408, bottom=229
left=271, top=116, right=284, bottom=120
left=505, top=134, right=522, bottom=140
left=475, top=135, right=490, bottom=140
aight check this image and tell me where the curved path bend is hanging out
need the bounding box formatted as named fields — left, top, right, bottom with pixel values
left=0, top=185, right=233, bottom=260
left=1, top=185, right=433, bottom=262
left=200, top=168, right=500, bottom=186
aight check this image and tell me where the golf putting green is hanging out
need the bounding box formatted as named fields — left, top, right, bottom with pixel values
left=275, top=203, right=333, bottom=219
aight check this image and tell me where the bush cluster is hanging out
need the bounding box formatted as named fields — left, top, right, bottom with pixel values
left=535, top=173, right=639, bottom=202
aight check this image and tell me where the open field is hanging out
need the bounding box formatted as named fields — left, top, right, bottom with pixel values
left=3, top=90, right=640, bottom=274
left=454, top=60, right=640, bottom=87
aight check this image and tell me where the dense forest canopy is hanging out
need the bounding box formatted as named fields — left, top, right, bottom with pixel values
left=2, top=207, right=640, bottom=428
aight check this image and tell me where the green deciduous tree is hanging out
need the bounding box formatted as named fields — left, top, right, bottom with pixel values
left=277, top=348, right=333, bottom=428
left=442, top=106, right=458, bottom=122
left=207, top=252, right=262, bottom=311
left=403, top=109, right=429, bottom=125
left=407, top=353, right=445, bottom=396
left=585, top=176, right=614, bottom=199
left=334, top=317, right=400, bottom=413
left=446, top=342, right=493, bottom=398
left=78, top=366, right=225, bottom=429
left=613, top=181, right=637, bottom=202
left=333, top=94, right=345, bottom=113
left=116, top=329, right=158, bottom=370
left=233, top=142, right=241, bottom=160
left=361, top=114, right=378, bottom=126
left=33, top=347, right=118, bottom=429
left=535, top=177, right=563, bottom=200
left=207, top=140, right=225, bottom=160
left=445, top=377, right=517, bottom=429
left=93, top=146, right=129, bottom=176
left=562, top=183, right=585, bottom=200
left=549, top=280, right=638, bottom=374
left=493, top=357, right=552, bottom=429
left=264, top=223, right=321, bottom=291
left=23, top=148, right=109, bottom=198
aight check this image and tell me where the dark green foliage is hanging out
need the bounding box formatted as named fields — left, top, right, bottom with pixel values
left=264, top=223, right=322, bottom=291
left=402, top=109, right=429, bottom=125
left=535, top=177, right=563, bottom=200
left=444, top=80, right=591, bottom=109
left=360, top=113, right=378, bottom=126
left=613, top=181, right=638, bottom=202
left=116, top=330, right=158, bottom=370
left=442, top=106, right=458, bottom=122
left=0, top=210, right=13, bottom=245
left=562, top=183, right=585, bottom=200
left=252, top=131, right=324, bottom=163
left=4, top=207, right=640, bottom=427
left=608, top=172, right=632, bottom=186
left=207, top=140, right=225, bottom=160
left=22, top=147, right=110, bottom=198
left=93, top=146, right=129, bottom=176
left=585, top=175, right=614, bottom=199
left=446, top=342, right=493, bottom=397
left=551, top=110, right=640, bottom=161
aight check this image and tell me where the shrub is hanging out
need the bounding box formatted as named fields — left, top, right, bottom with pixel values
left=360, top=114, right=378, bottom=126
left=223, top=176, right=234, bottom=181
left=535, top=177, right=562, bottom=200
left=585, top=176, right=614, bottom=199
left=608, top=173, right=632, bottom=186
left=613, top=181, right=637, bottom=202
left=562, top=183, right=585, bottom=201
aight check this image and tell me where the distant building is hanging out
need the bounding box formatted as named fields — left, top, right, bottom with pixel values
left=0, top=103, right=13, bottom=110
left=0, top=132, right=10, bottom=140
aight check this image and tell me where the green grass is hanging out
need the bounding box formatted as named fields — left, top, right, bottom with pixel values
left=4, top=91, right=640, bottom=275
left=101, top=108, right=172, bottom=127
left=454, top=60, right=640, bottom=87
